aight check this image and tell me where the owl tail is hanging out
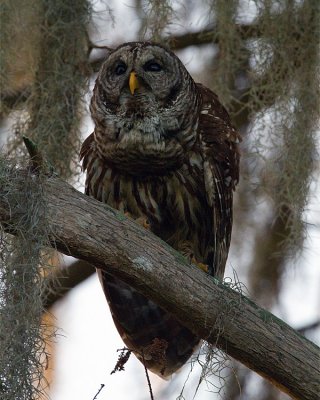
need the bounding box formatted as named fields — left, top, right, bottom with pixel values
left=97, top=268, right=200, bottom=378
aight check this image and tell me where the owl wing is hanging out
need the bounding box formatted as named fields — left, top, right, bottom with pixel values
left=80, top=132, right=95, bottom=184
left=197, top=83, right=241, bottom=278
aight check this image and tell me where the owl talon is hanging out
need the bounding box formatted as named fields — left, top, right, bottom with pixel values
left=191, top=257, right=208, bottom=273
left=135, top=217, right=151, bottom=230
left=124, top=212, right=150, bottom=229
left=143, top=219, right=151, bottom=229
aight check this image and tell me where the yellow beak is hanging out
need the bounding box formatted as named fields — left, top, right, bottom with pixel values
left=129, top=71, right=139, bottom=95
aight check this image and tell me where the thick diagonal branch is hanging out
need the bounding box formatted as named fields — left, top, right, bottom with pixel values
left=0, top=172, right=319, bottom=400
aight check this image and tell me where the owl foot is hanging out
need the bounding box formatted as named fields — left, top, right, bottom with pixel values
left=139, top=338, right=168, bottom=377
left=124, top=212, right=150, bottom=230
left=135, top=217, right=151, bottom=230
left=191, top=257, right=208, bottom=273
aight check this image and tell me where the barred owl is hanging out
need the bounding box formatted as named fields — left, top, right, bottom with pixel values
left=81, top=42, right=240, bottom=378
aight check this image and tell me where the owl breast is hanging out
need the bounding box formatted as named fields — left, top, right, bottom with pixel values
left=84, top=149, right=213, bottom=263
left=92, top=118, right=198, bottom=176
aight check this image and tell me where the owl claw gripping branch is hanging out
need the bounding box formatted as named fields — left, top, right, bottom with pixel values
left=80, top=42, right=241, bottom=378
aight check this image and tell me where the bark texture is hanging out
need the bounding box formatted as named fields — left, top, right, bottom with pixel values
left=0, top=172, right=319, bottom=400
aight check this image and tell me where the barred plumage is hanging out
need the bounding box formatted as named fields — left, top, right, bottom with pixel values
left=81, top=42, right=240, bottom=377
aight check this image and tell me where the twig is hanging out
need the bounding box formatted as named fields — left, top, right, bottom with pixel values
left=110, top=348, right=131, bottom=374
left=92, top=384, right=105, bottom=400
left=142, top=352, right=155, bottom=400
left=298, top=320, right=320, bottom=335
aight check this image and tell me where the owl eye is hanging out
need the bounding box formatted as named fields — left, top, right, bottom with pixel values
left=114, top=62, right=127, bottom=75
left=143, top=61, right=162, bottom=72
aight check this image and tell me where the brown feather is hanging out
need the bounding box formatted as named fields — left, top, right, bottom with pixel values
left=80, top=42, right=240, bottom=377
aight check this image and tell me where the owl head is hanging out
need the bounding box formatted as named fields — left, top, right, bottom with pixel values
left=90, top=42, right=201, bottom=174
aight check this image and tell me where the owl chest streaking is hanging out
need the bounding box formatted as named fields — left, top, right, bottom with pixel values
left=81, top=41, right=240, bottom=378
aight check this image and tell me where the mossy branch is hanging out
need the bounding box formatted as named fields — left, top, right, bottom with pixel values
left=0, top=169, right=319, bottom=400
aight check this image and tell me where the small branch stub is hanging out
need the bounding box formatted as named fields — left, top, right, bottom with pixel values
left=23, top=136, right=55, bottom=175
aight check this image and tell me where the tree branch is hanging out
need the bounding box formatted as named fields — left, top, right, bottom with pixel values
left=0, top=171, right=319, bottom=400
left=0, top=23, right=260, bottom=110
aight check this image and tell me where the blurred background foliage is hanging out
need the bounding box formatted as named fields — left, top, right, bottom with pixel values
left=0, top=1, right=319, bottom=399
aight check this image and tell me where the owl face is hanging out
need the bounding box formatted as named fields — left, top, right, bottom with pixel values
left=98, top=42, right=183, bottom=105
left=91, top=42, right=200, bottom=174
